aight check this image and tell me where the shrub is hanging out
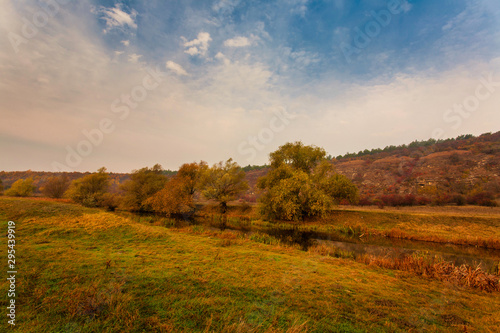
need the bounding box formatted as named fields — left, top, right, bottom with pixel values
left=467, top=191, right=497, bottom=207
left=358, top=196, right=372, bottom=206
left=432, top=193, right=452, bottom=206
left=415, top=196, right=431, bottom=205
left=100, top=193, right=120, bottom=211
left=451, top=194, right=466, bottom=206
left=65, top=168, right=110, bottom=207
left=5, top=178, right=36, bottom=197
left=40, top=175, right=70, bottom=198
left=146, top=177, right=194, bottom=216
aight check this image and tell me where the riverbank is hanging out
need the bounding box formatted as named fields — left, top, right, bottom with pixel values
left=196, top=202, right=500, bottom=250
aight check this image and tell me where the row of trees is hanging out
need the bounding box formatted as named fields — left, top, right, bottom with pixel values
left=335, top=131, right=499, bottom=160
left=1, top=142, right=359, bottom=221
left=63, top=159, right=250, bottom=216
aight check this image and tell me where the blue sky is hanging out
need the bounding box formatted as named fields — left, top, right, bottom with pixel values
left=1, top=0, right=499, bottom=172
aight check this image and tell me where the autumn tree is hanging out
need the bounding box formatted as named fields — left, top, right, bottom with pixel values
left=40, top=175, right=70, bottom=198
left=146, top=162, right=207, bottom=216
left=5, top=178, right=36, bottom=197
left=120, top=164, right=167, bottom=212
left=0, top=179, right=3, bottom=195
left=176, top=161, right=208, bottom=196
left=199, top=158, right=248, bottom=213
left=65, top=167, right=110, bottom=207
left=258, top=142, right=358, bottom=221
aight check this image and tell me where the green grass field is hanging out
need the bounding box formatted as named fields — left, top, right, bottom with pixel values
left=1, top=197, right=499, bottom=332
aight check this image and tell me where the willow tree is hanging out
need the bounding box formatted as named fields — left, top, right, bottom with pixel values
left=258, top=142, right=358, bottom=221
left=199, top=158, right=248, bottom=213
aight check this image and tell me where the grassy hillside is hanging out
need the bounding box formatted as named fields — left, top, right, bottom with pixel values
left=1, top=198, right=499, bottom=332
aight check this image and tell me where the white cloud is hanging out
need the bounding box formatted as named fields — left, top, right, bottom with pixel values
left=166, top=61, right=188, bottom=76
left=128, top=53, right=142, bottom=63
left=94, top=4, right=138, bottom=32
left=121, top=40, right=130, bottom=46
left=183, top=32, right=212, bottom=57
left=224, top=36, right=252, bottom=47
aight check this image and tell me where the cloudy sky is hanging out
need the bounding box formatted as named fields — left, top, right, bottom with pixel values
left=1, top=0, right=499, bottom=172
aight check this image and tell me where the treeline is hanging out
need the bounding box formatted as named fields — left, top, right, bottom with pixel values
left=359, top=192, right=497, bottom=208
left=335, top=131, right=500, bottom=160
left=0, top=143, right=359, bottom=221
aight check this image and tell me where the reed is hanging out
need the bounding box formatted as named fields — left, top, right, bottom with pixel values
left=358, top=253, right=500, bottom=292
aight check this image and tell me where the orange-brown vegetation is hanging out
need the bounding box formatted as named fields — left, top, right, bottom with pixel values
left=359, top=254, right=500, bottom=293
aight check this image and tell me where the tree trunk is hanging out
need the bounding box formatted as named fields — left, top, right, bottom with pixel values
left=220, top=201, right=227, bottom=214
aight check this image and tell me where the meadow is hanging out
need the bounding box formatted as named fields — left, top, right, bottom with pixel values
left=1, top=197, right=499, bottom=332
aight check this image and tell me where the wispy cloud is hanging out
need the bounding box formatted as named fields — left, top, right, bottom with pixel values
left=93, top=4, right=138, bottom=33
left=183, top=32, right=212, bottom=57
left=166, top=61, right=188, bottom=76
left=224, top=35, right=259, bottom=47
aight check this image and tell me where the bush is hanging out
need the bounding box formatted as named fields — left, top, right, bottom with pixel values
left=467, top=191, right=497, bottom=207
left=375, top=194, right=420, bottom=207
left=415, top=196, right=431, bottom=205
left=5, top=178, right=36, bottom=197
left=451, top=194, right=466, bottom=206
left=65, top=168, right=110, bottom=207
left=358, top=196, right=372, bottom=206
left=40, top=175, right=70, bottom=198
left=100, top=193, right=120, bottom=211
left=432, top=193, right=452, bottom=206
left=146, top=177, right=194, bottom=216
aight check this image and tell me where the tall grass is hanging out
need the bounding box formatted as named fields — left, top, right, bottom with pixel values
left=359, top=253, right=500, bottom=292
